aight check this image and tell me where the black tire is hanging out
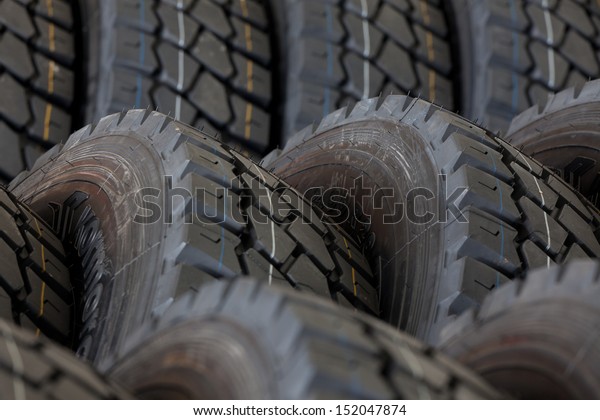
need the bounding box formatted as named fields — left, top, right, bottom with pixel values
left=265, top=95, right=600, bottom=345
left=0, top=0, right=81, bottom=183
left=0, top=319, right=129, bottom=399
left=507, top=79, right=600, bottom=207
left=440, top=260, right=600, bottom=399
left=0, top=186, right=79, bottom=347
left=106, top=278, right=500, bottom=399
left=8, top=109, right=377, bottom=366
left=82, top=0, right=277, bottom=154
left=275, top=0, right=456, bottom=142
left=449, top=0, right=600, bottom=134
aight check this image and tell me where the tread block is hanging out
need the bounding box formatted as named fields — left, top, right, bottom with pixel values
left=174, top=222, right=241, bottom=279
left=287, top=218, right=335, bottom=272
left=446, top=257, right=511, bottom=318
left=447, top=166, right=521, bottom=225
left=519, top=197, right=568, bottom=256
left=247, top=205, right=296, bottom=263
left=244, top=248, right=288, bottom=287
left=558, top=205, right=600, bottom=256
left=287, top=254, right=330, bottom=297
left=521, top=239, right=556, bottom=274
left=445, top=209, right=520, bottom=276
left=511, top=162, right=559, bottom=212
left=0, top=73, right=31, bottom=128
left=441, top=133, right=513, bottom=183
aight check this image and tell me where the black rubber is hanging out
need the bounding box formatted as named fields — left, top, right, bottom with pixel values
left=8, top=109, right=376, bottom=366
left=275, top=0, right=456, bottom=143
left=0, top=319, right=129, bottom=399
left=0, top=187, right=78, bottom=347
left=440, top=260, right=600, bottom=399
left=449, top=0, right=600, bottom=134
left=265, top=94, right=600, bottom=345
left=0, top=0, right=80, bottom=183
left=82, top=0, right=277, bottom=154
left=507, top=79, right=600, bottom=207
left=105, top=278, right=500, bottom=399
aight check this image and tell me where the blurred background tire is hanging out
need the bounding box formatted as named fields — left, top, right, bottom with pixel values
left=0, top=319, right=129, bottom=399
left=82, top=0, right=277, bottom=154
left=0, top=0, right=82, bottom=183
left=274, top=0, right=456, bottom=142
left=107, top=278, right=501, bottom=399
left=507, top=80, right=600, bottom=208
left=450, top=0, right=600, bottom=134
left=440, top=260, right=600, bottom=399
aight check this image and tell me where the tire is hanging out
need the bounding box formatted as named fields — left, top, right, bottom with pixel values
left=507, top=79, right=600, bottom=207
left=449, top=0, right=600, bottom=134
left=265, top=95, right=600, bottom=345
left=82, top=0, right=277, bottom=154
left=440, top=260, right=600, bottom=399
left=0, top=0, right=81, bottom=183
left=8, top=109, right=377, bottom=366
left=105, top=278, right=500, bottom=399
left=275, top=0, right=456, bottom=142
left=0, top=319, right=129, bottom=399
left=0, top=186, right=79, bottom=347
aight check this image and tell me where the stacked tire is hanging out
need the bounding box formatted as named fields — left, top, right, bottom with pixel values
left=0, top=0, right=460, bottom=180
left=1, top=0, right=600, bottom=401
left=2, top=0, right=600, bottom=175
left=1, top=109, right=503, bottom=399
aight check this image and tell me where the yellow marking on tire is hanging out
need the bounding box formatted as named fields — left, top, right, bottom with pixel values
left=240, top=0, right=254, bottom=141
left=33, top=218, right=46, bottom=337
left=342, top=237, right=358, bottom=297
left=419, top=0, right=436, bottom=103
left=42, top=0, right=56, bottom=142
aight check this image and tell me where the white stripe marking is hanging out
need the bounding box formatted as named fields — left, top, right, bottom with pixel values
left=518, top=152, right=552, bottom=267
left=542, top=0, right=556, bottom=88
left=2, top=325, right=26, bottom=400
left=360, top=0, right=371, bottom=99
left=254, top=165, right=276, bottom=285
left=175, top=0, right=185, bottom=120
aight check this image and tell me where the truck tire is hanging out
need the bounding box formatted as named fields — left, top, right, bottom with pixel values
left=0, top=0, right=82, bottom=183
left=265, top=95, right=600, bottom=345
left=0, top=187, right=79, bottom=347
left=449, top=0, right=600, bottom=134
left=81, top=0, right=278, bottom=153
left=274, top=0, right=456, bottom=142
left=106, top=278, right=501, bottom=399
left=440, top=260, right=600, bottom=399
left=0, top=319, right=129, bottom=399
left=507, top=80, right=600, bottom=207
left=8, top=109, right=377, bottom=366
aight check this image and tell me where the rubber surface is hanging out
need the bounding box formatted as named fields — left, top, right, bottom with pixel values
left=266, top=94, right=600, bottom=345
left=441, top=260, right=600, bottom=399
left=82, top=0, right=277, bottom=153
left=0, top=187, right=77, bottom=347
left=0, top=319, right=129, bottom=399
left=450, top=0, right=600, bottom=134
left=107, top=278, right=501, bottom=399
left=0, top=0, right=80, bottom=183
left=9, top=109, right=376, bottom=366
left=507, top=79, right=600, bottom=207
left=275, top=0, right=456, bottom=142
